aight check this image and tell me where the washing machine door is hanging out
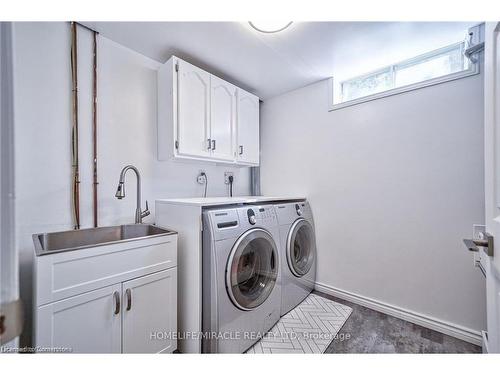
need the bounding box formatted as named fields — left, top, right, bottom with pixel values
left=287, top=219, right=315, bottom=277
left=226, top=228, right=279, bottom=311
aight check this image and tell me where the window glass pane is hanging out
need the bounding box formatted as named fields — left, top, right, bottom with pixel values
left=341, top=68, right=393, bottom=102
left=337, top=42, right=472, bottom=105
left=394, top=45, right=465, bottom=88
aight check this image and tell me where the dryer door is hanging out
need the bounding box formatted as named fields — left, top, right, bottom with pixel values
left=287, top=219, right=316, bottom=277
left=226, top=228, right=279, bottom=311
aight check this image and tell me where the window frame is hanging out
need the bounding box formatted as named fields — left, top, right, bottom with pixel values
left=329, top=41, right=480, bottom=112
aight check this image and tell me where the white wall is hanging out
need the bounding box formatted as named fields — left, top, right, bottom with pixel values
left=261, top=77, right=486, bottom=334
left=13, top=22, right=250, bottom=345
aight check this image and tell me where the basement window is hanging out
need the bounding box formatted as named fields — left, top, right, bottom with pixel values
left=329, top=25, right=483, bottom=111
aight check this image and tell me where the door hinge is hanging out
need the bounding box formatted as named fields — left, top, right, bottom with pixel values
left=175, top=140, right=179, bottom=149
left=175, top=62, right=179, bottom=72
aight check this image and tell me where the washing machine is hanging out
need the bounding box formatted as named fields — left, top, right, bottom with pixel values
left=202, top=204, right=281, bottom=353
left=275, top=201, right=317, bottom=316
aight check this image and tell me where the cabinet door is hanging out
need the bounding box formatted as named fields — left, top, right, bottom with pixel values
left=237, top=89, right=260, bottom=165
left=122, top=268, right=177, bottom=353
left=210, top=75, right=236, bottom=161
left=36, top=284, right=122, bottom=353
left=177, top=59, right=211, bottom=158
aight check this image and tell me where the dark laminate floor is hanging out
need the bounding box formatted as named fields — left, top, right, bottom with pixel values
left=314, top=291, right=482, bottom=354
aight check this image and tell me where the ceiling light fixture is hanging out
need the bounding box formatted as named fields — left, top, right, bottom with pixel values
left=248, top=21, right=293, bottom=34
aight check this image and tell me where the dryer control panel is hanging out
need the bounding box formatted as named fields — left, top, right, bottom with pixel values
left=275, top=201, right=312, bottom=225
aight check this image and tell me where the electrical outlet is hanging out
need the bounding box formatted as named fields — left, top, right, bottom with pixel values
left=197, top=171, right=207, bottom=185
left=224, top=172, right=234, bottom=185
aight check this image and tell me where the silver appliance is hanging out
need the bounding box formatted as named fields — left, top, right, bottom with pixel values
left=275, top=201, right=317, bottom=316
left=202, top=205, right=281, bottom=353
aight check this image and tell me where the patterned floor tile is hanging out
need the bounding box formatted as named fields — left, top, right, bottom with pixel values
left=247, top=294, right=353, bottom=354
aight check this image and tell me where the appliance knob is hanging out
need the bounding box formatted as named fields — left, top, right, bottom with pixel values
left=295, top=204, right=302, bottom=216
left=247, top=209, right=257, bottom=225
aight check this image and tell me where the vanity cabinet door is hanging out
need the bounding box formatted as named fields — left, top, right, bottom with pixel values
left=237, top=89, right=260, bottom=165
left=176, top=59, right=211, bottom=158
left=210, top=75, right=236, bottom=161
left=122, top=268, right=177, bottom=353
left=36, top=284, right=122, bottom=353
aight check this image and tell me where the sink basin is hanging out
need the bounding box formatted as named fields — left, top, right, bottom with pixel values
left=33, top=224, right=175, bottom=256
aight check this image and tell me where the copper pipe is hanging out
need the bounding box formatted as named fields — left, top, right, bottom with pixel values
left=92, top=31, right=98, bottom=228
left=73, top=22, right=99, bottom=35
left=70, top=22, right=81, bottom=230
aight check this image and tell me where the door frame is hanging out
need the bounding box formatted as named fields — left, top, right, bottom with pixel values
left=484, top=21, right=500, bottom=354
left=0, top=21, right=22, bottom=348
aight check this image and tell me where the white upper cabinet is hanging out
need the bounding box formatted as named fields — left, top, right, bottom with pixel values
left=158, top=56, right=259, bottom=165
left=237, top=89, right=260, bottom=165
left=177, top=59, right=211, bottom=158
left=210, top=76, right=236, bottom=161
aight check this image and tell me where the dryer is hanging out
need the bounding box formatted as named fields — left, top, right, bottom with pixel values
left=202, top=205, right=281, bottom=353
left=275, top=201, right=317, bottom=316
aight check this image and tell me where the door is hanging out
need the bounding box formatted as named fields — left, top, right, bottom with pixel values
left=36, top=284, right=122, bottom=353
left=226, top=229, right=278, bottom=310
left=237, top=89, right=260, bottom=165
left=484, top=22, right=500, bottom=354
left=286, top=219, right=316, bottom=277
left=122, top=268, right=177, bottom=353
left=210, top=75, right=236, bottom=161
left=176, top=59, right=211, bottom=158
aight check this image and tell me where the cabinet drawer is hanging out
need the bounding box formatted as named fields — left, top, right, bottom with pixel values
left=35, top=235, right=177, bottom=306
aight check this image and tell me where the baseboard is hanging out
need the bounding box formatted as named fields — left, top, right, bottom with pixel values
left=314, top=281, right=482, bottom=346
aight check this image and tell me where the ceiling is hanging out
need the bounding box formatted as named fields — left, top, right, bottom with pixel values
left=83, top=22, right=476, bottom=100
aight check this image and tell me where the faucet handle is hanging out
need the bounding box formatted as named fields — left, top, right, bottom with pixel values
left=141, top=200, right=151, bottom=219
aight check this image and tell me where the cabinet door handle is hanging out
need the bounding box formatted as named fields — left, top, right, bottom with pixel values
left=113, top=291, right=120, bottom=315
left=239, top=145, right=244, bottom=155
left=207, top=138, right=212, bottom=150
left=125, top=288, right=132, bottom=311
left=212, top=139, right=216, bottom=151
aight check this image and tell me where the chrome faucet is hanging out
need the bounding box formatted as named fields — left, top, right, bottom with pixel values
left=115, top=165, right=150, bottom=224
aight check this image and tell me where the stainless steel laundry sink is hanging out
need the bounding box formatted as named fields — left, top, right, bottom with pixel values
left=33, top=224, right=175, bottom=256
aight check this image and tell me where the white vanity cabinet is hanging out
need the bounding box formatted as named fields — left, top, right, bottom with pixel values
left=34, top=232, right=178, bottom=354
left=157, top=55, right=259, bottom=165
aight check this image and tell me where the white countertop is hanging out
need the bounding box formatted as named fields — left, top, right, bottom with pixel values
left=155, top=196, right=305, bottom=207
